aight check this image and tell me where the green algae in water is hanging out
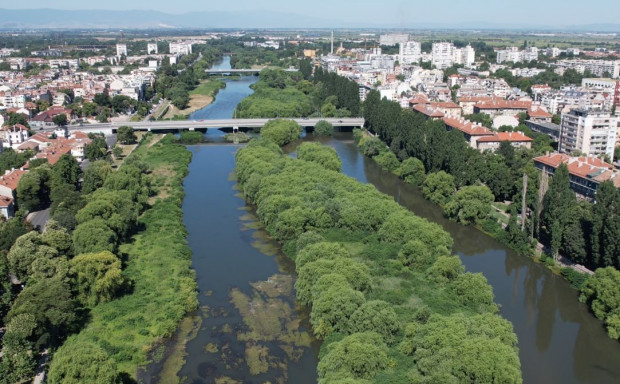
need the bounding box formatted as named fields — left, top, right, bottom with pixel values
left=229, top=274, right=313, bottom=377
left=222, top=324, right=233, bottom=333
left=245, top=344, right=270, bottom=375
left=205, top=343, right=219, bottom=353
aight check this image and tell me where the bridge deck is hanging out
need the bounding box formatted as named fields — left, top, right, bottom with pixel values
left=66, top=118, right=365, bottom=133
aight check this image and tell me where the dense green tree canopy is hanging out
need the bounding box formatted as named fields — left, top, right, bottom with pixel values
left=260, top=119, right=302, bottom=146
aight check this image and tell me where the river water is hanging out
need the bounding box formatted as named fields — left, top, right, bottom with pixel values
left=164, top=56, right=620, bottom=384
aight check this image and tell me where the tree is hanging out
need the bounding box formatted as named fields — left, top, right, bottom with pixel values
left=428, top=255, right=464, bottom=284
left=399, top=157, right=425, bottom=185
left=318, top=332, right=389, bottom=381
left=590, top=181, right=619, bottom=269
left=310, top=283, right=365, bottom=338
left=71, top=251, right=126, bottom=307
left=81, top=161, right=112, bottom=194
left=403, top=313, right=521, bottom=383
left=51, top=154, right=81, bottom=188
left=72, top=218, right=118, bottom=254
left=0, top=314, right=38, bottom=384
left=116, top=125, right=137, bottom=144
left=398, top=239, right=440, bottom=270
left=260, top=119, right=302, bottom=146
left=6, top=276, right=77, bottom=347
left=47, top=340, right=120, bottom=384
left=422, top=171, right=455, bottom=206
left=450, top=272, right=497, bottom=311
left=16, top=170, right=49, bottom=211
left=52, top=114, right=68, bottom=126
left=444, top=185, right=494, bottom=225
left=580, top=267, right=620, bottom=340
left=297, top=142, right=342, bottom=172
left=112, top=146, right=123, bottom=159
left=314, top=120, right=334, bottom=137
left=348, top=300, right=399, bottom=341
left=3, top=112, right=29, bottom=128
left=541, top=164, right=575, bottom=259
left=84, top=136, right=108, bottom=161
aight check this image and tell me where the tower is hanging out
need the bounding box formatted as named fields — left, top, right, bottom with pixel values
left=331, top=31, right=334, bottom=55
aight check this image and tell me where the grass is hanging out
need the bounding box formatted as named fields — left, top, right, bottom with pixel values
left=52, top=134, right=197, bottom=377
left=189, top=79, right=225, bottom=96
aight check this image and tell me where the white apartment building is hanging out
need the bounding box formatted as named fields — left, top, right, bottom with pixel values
left=169, top=42, right=193, bottom=56
left=147, top=43, right=158, bottom=55
left=496, top=47, right=538, bottom=64
left=431, top=43, right=475, bottom=69
left=380, top=34, right=409, bottom=46
left=116, top=44, right=127, bottom=57
left=559, top=109, right=618, bottom=160
left=399, top=41, right=421, bottom=65
left=544, top=47, right=561, bottom=58
left=555, top=60, right=620, bottom=78
left=432, top=42, right=454, bottom=69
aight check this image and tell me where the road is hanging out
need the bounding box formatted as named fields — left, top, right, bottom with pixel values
left=54, top=117, right=365, bottom=134
left=27, top=208, right=50, bottom=231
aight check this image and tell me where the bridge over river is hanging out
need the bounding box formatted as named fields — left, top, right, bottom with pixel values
left=204, top=68, right=298, bottom=75
left=61, top=118, right=365, bottom=135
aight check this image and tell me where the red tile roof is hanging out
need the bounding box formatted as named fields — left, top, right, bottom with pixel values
left=527, top=107, right=552, bottom=118
left=413, top=104, right=444, bottom=118
left=476, top=131, right=533, bottom=143
left=442, top=117, right=493, bottom=136
left=474, top=100, right=532, bottom=110
left=0, top=169, right=28, bottom=191
left=0, top=195, right=13, bottom=208
left=534, top=153, right=620, bottom=187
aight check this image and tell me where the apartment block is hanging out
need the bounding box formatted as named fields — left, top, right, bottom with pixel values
left=379, top=34, right=409, bottom=46
left=559, top=109, right=618, bottom=161
left=399, top=41, right=421, bottom=65
left=116, top=44, right=127, bottom=57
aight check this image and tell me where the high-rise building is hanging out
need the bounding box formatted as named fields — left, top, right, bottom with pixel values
left=559, top=109, right=618, bottom=161
left=147, top=43, right=158, bottom=55
left=399, top=41, right=421, bottom=65
left=432, top=42, right=454, bottom=69
left=116, top=44, right=127, bottom=57
left=169, top=42, right=193, bottom=56
left=379, top=34, right=409, bottom=46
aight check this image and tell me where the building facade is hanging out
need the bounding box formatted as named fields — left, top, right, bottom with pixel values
left=559, top=109, right=618, bottom=161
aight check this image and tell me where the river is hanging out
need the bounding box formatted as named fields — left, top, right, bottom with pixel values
left=160, top=56, right=620, bottom=383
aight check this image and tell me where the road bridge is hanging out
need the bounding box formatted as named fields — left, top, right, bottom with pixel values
left=62, top=118, right=365, bottom=135
left=204, top=68, right=298, bottom=75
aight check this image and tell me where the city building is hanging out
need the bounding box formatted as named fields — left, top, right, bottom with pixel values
left=379, top=34, right=409, bottom=46
left=399, top=41, right=421, bottom=65
left=554, top=59, right=620, bottom=78
left=169, top=42, right=193, bottom=56
left=559, top=109, right=618, bottom=160
left=432, top=42, right=454, bottom=69
left=534, top=153, right=620, bottom=200
left=496, top=46, right=538, bottom=64
left=147, top=43, right=158, bottom=55
left=116, top=44, right=127, bottom=57
left=475, top=131, right=533, bottom=151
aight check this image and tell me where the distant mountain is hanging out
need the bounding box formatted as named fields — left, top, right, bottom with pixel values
left=0, top=9, right=619, bottom=32
left=0, top=8, right=349, bottom=29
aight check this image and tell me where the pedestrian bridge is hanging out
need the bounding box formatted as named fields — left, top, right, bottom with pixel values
left=66, top=118, right=365, bottom=134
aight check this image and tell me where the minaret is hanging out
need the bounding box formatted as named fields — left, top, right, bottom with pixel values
left=331, top=31, right=334, bottom=55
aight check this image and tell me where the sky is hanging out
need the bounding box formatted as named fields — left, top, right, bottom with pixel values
left=0, top=0, right=619, bottom=27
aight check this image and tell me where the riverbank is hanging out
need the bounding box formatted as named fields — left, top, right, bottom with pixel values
left=48, top=134, right=197, bottom=378
left=162, top=79, right=225, bottom=119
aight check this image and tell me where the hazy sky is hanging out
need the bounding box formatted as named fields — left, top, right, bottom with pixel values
left=1, top=0, right=618, bottom=26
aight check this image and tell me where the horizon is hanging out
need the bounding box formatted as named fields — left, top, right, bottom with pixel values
left=0, top=1, right=620, bottom=29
